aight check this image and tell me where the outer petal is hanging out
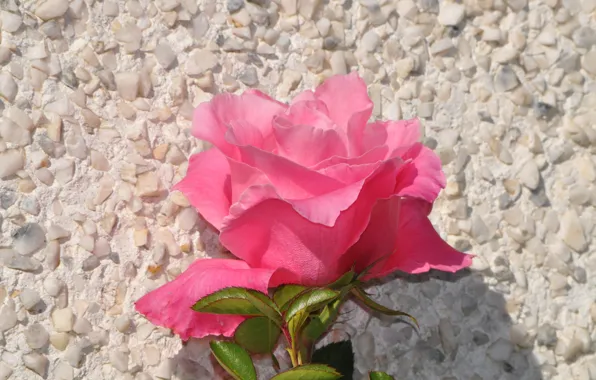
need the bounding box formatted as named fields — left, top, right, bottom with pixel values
left=173, top=149, right=232, bottom=230
left=135, top=259, right=277, bottom=341
left=192, top=91, right=287, bottom=154
left=377, top=198, right=472, bottom=276
left=219, top=158, right=403, bottom=286
left=341, top=197, right=472, bottom=279
left=394, top=143, right=446, bottom=203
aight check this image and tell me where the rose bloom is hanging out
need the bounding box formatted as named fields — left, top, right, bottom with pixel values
left=136, top=73, right=472, bottom=340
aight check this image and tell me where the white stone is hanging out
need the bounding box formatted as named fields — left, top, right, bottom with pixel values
left=0, top=72, right=18, bottom=103
left=54, top=158, right=75, bottom=184
left=0, top=362, right=13, bottom=380
left=1, top=10, right=22, bottom=32
left=517, top=160, right=540, bottom=190
left=154, top=359, right=174, bottom=379
left=115, top=73, right=140, bottom=101
left=0, top=306, right=17, bottom=332
left=43, top=276, right=64, bottom=297
left=176, top=207, right=198, bottom=230
left=23, top=352, right=48, bottom=378
left=50, top=332, right=70, bottom=351
left=185, top=50, right=218, bottom=76
left=64, top=344, right=83, bottom=367
left=19, top=288, right=41, bottom=310
left=110, top=350, right=129, bottom=372
left=73, top=317, right=92, bottom=335
left=52, top=308, right=75, bottom=332
left=47, top=224, right=71, bottom=240
left=154, top=43, right=177, bottom=69
left=35, top=0, right=69, bottom=19
left=438, top=2, right=465, bottom=26
left=560, top=209, right=588, bottom=252
left=79, top=235, right=95, bottom=252
left=114, top=315, right=132, bottom=333
left=54, top=362, right=74, bottom=380
left=0, top=119, right=31, bottom=146
left=0, top=149, right=24, bottom=178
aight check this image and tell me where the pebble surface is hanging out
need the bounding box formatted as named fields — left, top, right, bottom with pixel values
left=0, top=0, right=595, bottom=379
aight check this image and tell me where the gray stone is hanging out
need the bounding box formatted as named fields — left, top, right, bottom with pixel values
left=0, top=248, right=42, bottom=272
left=0, top=189, right=16, bottom=209
left=536, top=324, right=557, bottom=347
left=227, top=0, right=244, bottom=12
left=572, top=27, right=596, bottom=48
left=12, top=223, right=46, bottom=255
left=487, top=338, right=513, bottom=361
left=25, top=323, right=50, bottom=349
left=238, top=67, right=258, bottom=86
left=494, top=65, right=519, bottom=92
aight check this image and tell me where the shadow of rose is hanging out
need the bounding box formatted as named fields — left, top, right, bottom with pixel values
left=169, top=267, right=544, bottom=380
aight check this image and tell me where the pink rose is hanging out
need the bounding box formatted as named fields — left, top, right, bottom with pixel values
left=135, top=73, right=472, bottom=340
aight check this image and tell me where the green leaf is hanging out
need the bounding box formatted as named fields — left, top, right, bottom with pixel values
left=326, top=270, right=355, bottom=289
left=302, top=298, right=342, bottom=343
left=192, top=287, right=282, bottom=325
left=351, top=287, right=418, bottom=328
left=285, top=288, right=340, bottom=323
left=270, top=364, right=342, bottom=380
left=209, top=341, right=257, bottom=380
left=311, top=340, right=354, bottom=380
left=369, top=371, right=394, bottom=380
left=234, top=316, right=281, bottom=354
left=273, top=284, right=308, bottom=311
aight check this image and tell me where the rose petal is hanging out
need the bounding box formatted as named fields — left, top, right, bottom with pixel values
left=273, top=121, right=348, bottom=167
left=219, top=158, right=403, bottom=286
left=230, top=144, right=345, bottom=199
left=342, top=197, right=472, bottom=278
left=362, top=119, right=421, bottom=158
left=192, top=91, right=287, bottom=154
left=135, top=259, right=277, bottom=341
left=313, top=73, right=373, bottom=156
left=394, top=143, right=446, bottom=203
left=173, top=149, right=232, bottom=230
left=313, top=73, right=373, bottom=131
left=311, top=145, right=389, bottom=171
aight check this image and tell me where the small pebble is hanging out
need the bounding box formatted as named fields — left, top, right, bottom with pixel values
left=560, top=209, right=588, bottom=253
left=12, top=223, right=46, bottom=256
left=23, top=352, right=49, bottom=378
left=25, top=323, right=50, bottom=349
left=54, top=362, right=74, bottom=380
left=0, top=306, right=17, bottom=332
left=52, top=308, right=74, bottom=332
left=19, top=288, right=41, bottom=311
left=50, top=332, right=70, bottom=351
left=0, top=248, right=42, bottom=272
left=110, top=350, right=130, bottom=372
left=43, top=276, right=64, bottom=297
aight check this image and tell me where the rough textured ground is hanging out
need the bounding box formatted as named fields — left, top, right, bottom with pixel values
left=1, top=0, right=596, bottom=378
